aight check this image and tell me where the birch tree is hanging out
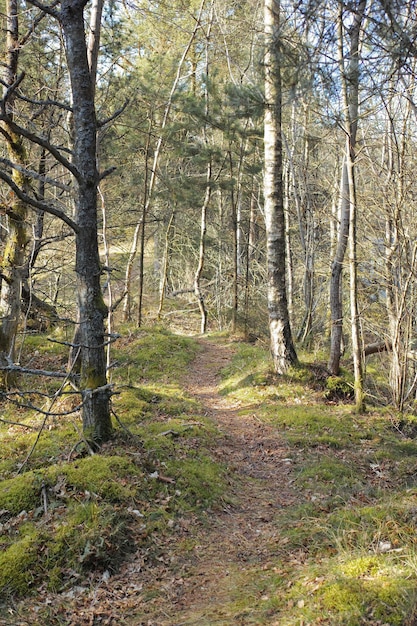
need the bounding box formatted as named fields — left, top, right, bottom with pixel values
left=328, top=0, right=366, bottom=386
left=264, top=0, right=297, bottom=373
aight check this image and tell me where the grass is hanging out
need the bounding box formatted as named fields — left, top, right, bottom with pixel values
left=213, top=341, right=417, bottom=625
left=2, top=329, right=417, bottom=624
left=0, top=325, right=226, bottom=614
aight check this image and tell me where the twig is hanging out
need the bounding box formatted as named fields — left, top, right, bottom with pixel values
left=157, top=422, right=205, bottom=437
left=17, top=410, right=50, bottom=475
left=0, top=417, right=37, bottom=429
left=47, top=334, right=120, bottom=349
left=41, top=481, right=48, bottom=515
left=111, top=407, right=142, bottom=442
left=3, top=396, right=83, bottom=416
left=16, top=348, right=81, bottom=474
left=97, top=100, right=129, bottom=128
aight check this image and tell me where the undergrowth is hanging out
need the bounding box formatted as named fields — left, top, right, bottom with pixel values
left=215, top=341, right=417, bottom=625
left=0, top=325, right=226, bottom=619
left=2, top=330, right=417, bottom=625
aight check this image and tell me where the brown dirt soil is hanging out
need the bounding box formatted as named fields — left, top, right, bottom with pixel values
left=124, top=337, right=299, bottom=625
left=5, top=338, right=299, bottom=626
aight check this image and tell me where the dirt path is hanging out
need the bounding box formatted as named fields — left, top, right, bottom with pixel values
left=126, top=338, right=298, bottom=626
left=21, top=338, right=297, bottom=626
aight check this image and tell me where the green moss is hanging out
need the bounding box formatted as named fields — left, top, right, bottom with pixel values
left=114, top=327, right=199, bottom=384
left=56, top=455, right=142, bottom=501
left=94, top=291, right=109, bottom=317
left=0, top=527, right=40, bottom=596
left=325, top=375, right=354, bottom=402
left=19, top=331, right=64, bottom=355
left=320, top=577, right=413, bottom=625
left=219, top=343, right=270, bottom=396
left=341, top=555, right=381, bottom=578
left=48, top=502, right=133, bottom=577
left=0, top=472, right=42, bottom=514
left=116, top=385, right=199, bottom=426
left=296, top=457, right=364, bottom=494
left=321, top=579, right=365, bottom=616
left=169, top=454, right=226, bottom=507
left=260, top=404, right=363, bottom=448
left=81, top=366, right=106, bottom=390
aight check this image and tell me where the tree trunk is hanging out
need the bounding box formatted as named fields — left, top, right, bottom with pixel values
left=157, top=209, right=175, bottom=319
left=61, top=0, right=112, bottom=443
left=194, top=3, right=213, bottom=335
left=328, top=0, right=366, bottom=382
left=337, top=0, right=367, bottom=411
left=194, top=163, right=211, bottom=334
left=0, top=0, right=30, bottom=387
left=264, top=0, right=297, bottom=374
left=229, top=151, right=239, bottom=332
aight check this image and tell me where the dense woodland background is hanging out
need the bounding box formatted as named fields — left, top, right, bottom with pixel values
left=2, top=0, right=417, bottom=416
left=4, top=2, right=417, bottom=623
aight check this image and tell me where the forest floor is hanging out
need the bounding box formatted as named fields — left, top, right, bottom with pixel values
left=126, top=337, right=298, bottom=625
left=3, top=331, right=417, bottom=625
left=72, top=337, right=298, bottom=625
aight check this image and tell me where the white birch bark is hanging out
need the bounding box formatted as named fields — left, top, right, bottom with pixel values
left=336, top=0, right=367, bottom=411
left=264, top=0, right=297, bottom=374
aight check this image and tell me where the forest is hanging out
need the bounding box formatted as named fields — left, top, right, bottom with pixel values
left=1, top=0, right=417, bottom=624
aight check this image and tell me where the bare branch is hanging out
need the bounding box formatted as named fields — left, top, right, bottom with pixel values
left=0, top=115, right=79, bottom=180
left=97, top=100, right=129, bottom=128
left=0, top=170, right=78, bottom=232
left=47, top=333, right=120, bottom=349
left=99, top=166, right=117, bottom=181
left=14, top=93, right=72, bottom=113
left=0, top=417, right=37, bottom=429
left=4, top=394, right=82, bottom=416
left=0, top=72, right=25, bottom=105
left=25, top=0, right=60, bottom=18
left=0, top=363, right=71, bottom=379
left=0, top=157, right=72, bottom=193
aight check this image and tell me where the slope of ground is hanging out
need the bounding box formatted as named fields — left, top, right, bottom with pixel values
left=2, top=330, right=417, bottom=625
left=126, top=338, right=299, bottom=625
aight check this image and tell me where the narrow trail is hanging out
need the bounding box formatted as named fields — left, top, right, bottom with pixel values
left=28, top=337, right=299, bottom=626
left=129, top=338, right=298, bottom=626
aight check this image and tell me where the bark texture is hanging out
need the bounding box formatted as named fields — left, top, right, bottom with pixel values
left=264, top=0, right=297, bottom=374
left=61, top=0, right=112, bottom=442
left=0, top=0, right=30, bottom=387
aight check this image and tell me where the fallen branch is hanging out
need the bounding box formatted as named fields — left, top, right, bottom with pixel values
left=364, top=341, right=392, bottom=357
left=157, top=422, right=205, bottom=437
left=0, top=364, right=69, bottom=378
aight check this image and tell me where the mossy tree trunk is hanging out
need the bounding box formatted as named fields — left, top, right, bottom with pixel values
left=0, top=0, right=29, bottom=387
left=60, top=0, right=112, bottom=442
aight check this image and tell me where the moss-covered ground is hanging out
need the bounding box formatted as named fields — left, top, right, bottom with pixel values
left=1, top=327, right=417, bottom=624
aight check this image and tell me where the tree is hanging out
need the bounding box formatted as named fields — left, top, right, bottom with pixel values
left=336, top=0, right=367, bottom=411
left=0, top=0, right=112, bottom=442
left=0, top=0, right=30, bottom=386
left=58, top=0, right=112, bottom=442
left=264, top=0, right=298, bottom=373
left=328, top=0, right=366, bottom=386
